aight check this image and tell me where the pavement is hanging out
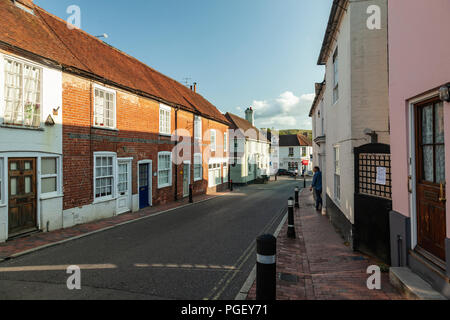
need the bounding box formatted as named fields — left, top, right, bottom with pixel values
left=246, top=189, right=406, bottom=300
left=0, top=177, right=303, bottom=300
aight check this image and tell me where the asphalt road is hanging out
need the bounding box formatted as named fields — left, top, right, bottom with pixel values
left=0, top=177, right=306, bottom=300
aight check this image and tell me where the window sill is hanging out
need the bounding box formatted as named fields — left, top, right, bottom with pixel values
left=92, top=126, right=119, bottom=132
left=158, top=184, right=172, bottom=190
left=194, top=177, right=202, bottom=182
left=93, top=196, right=117, bottom=205
left=0, top=124, right=44, bottom=131
left=0, top=203, right=5, bottom=208
left=159, top=133, right=172, bottom=138
left=40, top=193, right=64, bottom=200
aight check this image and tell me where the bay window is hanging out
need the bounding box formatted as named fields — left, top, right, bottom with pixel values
left=3, top=58, right=41, bottom=128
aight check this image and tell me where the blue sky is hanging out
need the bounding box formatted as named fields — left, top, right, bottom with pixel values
left=35, top=0, right=331, bottom=130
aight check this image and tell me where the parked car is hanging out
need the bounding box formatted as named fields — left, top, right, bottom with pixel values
left=277, top=169, right=295, bottom=177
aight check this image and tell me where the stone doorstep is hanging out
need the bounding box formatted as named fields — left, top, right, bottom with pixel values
left=389, top=267, right=447, bottom=300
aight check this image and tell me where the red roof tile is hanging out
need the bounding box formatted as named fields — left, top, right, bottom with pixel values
left=0, top=0, right=228, bottom=124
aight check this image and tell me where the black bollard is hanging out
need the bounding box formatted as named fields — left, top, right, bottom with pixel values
left=230, top=179, right=233, bottom=191
left=189, top=184, right=193, bottom=203
left=287, top=197, right=296, bottom=239
left=256, top=234, right=277, bottom=300
left=304, top=176, right=306, bottom=188
left=295, top=186, right=300, bottom=208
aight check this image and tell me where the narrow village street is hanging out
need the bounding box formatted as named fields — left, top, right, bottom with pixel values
left=0, top=0, right=449, bottom=307
left=0, top=178, right=303, bottom=300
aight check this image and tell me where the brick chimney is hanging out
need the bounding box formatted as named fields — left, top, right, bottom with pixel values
left=245, top=107, right=254, bottom=126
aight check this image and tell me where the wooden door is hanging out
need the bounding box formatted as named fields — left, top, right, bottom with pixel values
left=415, top=100, right=446, bottom=261
left=8, top=158, right=37, bottom=236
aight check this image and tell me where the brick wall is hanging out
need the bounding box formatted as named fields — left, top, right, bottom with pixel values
left=62, top=73, right=229, bottom=211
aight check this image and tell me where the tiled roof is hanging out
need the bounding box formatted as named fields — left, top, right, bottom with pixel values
left=225, top=112, right=269, bottom=143
left=297, top=133, right=312, bottom=147
left=0, top=0, right=228, bottom=124
left=279, top=134, right=312, bottom=147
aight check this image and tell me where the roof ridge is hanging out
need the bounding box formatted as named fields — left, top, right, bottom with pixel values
left=35, top=5, right=212, bottom=106
left=26, top=3, right=228, bottom=124
left=34, top=6, right=92, bottom=73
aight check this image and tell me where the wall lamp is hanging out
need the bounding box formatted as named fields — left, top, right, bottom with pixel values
left=439, top=83, right=450, bottom=102
left=364, top=128, right=378, bottom=144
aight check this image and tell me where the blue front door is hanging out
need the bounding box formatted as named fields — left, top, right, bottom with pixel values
left=139, top=163, right=150, bottom=209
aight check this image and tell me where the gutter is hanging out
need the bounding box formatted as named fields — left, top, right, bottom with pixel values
left=317, top=0, right=349, bottom=65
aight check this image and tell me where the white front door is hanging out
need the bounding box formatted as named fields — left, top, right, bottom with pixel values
left=117, top=159, right=132, bottom=215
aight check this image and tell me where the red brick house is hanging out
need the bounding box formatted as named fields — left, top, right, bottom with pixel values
left=0, top=0, right=230, bottom=236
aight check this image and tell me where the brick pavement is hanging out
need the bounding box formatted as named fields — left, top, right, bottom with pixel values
left=0, top=192, right=225, bottom=260
left=247, top=189, right=406, bottom=300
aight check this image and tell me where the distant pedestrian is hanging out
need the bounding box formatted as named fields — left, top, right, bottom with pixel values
left=294, top=168, right=298, bottom=179
left=310, top=166, right=322, bottom=211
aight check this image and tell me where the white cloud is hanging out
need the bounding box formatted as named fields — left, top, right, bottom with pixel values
left=241, top=91, right=314, bottom=130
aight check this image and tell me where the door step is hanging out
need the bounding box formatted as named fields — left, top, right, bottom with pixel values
left=390, top=267, right=447, bottom=300
left=8, top=228, right=40, bottom=241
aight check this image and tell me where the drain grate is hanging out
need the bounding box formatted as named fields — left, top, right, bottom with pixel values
left=278, top=273, right=299, bottom=283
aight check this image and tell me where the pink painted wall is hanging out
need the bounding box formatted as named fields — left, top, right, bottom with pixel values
left=388, top=0, right=450, bottom=236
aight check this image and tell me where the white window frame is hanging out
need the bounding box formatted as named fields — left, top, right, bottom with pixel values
left=210, top=129, right=217, bottom=152
left=223, top=162, right=228, bottom=183
left=158, top=151, right=172, bottom=189
left=40, top=157, right=60, bottom=196
left=194, top=115, right=202, bottom=141
left=333, top=48, right=339, bottom=104
left=159, top=104, right=171, bottom=136
left=0, top=158, right=4, bottom=205
left=334, top=146, right=341, bottom=201
left=224, top=132, right=228, bottom=152
left=93, top=152, right=117, bottom=203
left=194, top=153, right=203, bottom=182
left=93, top=84, right=117, bottom=130
left=2, top=55, right=43, bottom=128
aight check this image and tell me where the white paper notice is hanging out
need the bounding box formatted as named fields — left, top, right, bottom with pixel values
left=376, top=167, right=387, bottom=185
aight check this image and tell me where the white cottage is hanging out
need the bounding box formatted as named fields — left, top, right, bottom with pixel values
left=0, top=50, right=63, bottom=242
left=226, top=109, right=271, bottom=184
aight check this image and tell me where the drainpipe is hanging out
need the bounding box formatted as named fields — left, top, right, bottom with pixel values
left=174, top=107, right=179, bottom=201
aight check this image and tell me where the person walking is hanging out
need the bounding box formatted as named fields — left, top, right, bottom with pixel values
left=310, top=166, right=322, bottom=211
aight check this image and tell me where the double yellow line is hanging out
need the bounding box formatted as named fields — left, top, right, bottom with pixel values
left=204, top=205, right=287, bottom=300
